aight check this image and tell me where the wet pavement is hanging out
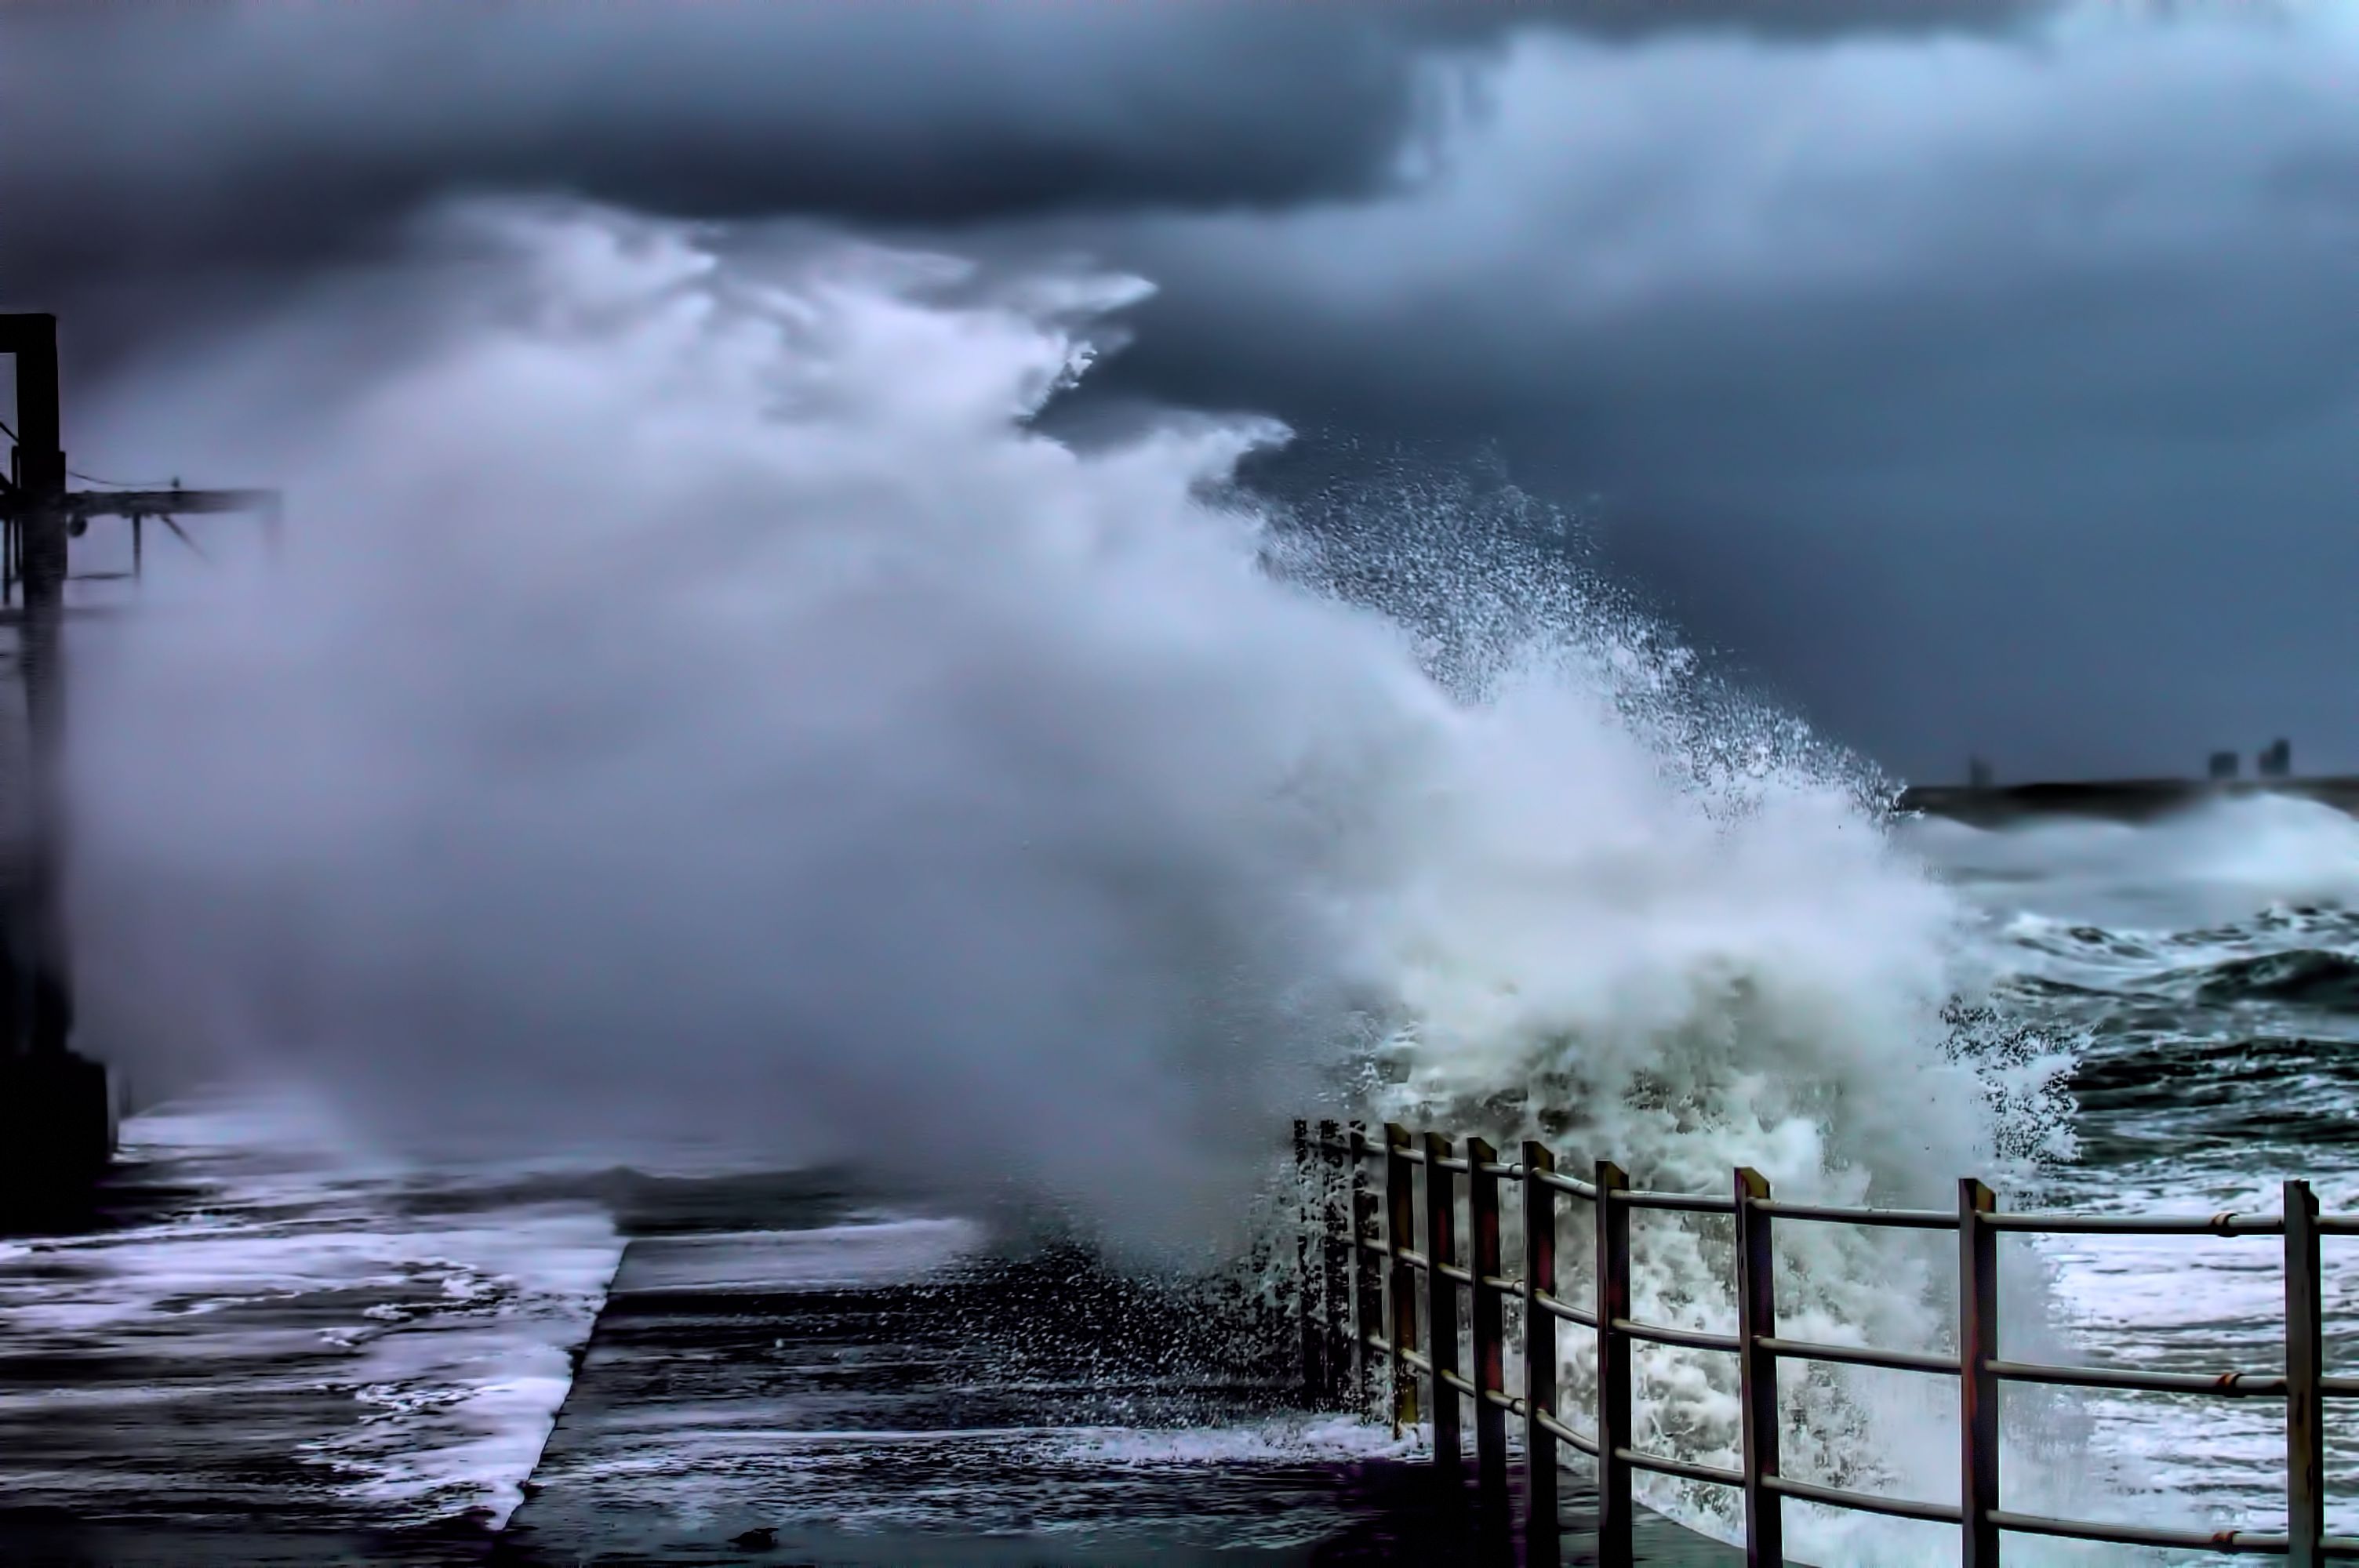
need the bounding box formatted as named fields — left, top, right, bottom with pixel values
left=0, top=1098, right=1742, bottom=1566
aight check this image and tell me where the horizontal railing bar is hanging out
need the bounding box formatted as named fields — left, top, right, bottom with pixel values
left=1391, top=1145, right=1427, bottom=1165
left=1765, top=1473, right=1962, bottom=1525
left=1990, top=1359, right=2288, bottom=1398
left=1535, top=1167, right=1599, bottom=1200
left=1365, top=1332, right=1390, bottom=1354
left=1307, top=1138, right=2359, bottom=1243
left=1439, top=1368, right=1480, bottom=1399
left=1433, top=1154, right=1471, bottom=1174
left=1398, top=1247, right=1429, bottom=1270
left=2326, top=1538, right=2359, bottom=1559
left=1750, top=1198, right=1958, bottom=1231
left=1401, top=1347, right=1434, bottom=1375
left=1616, top=1316, right=1739, bottom=1354
left=1479, top=1273, right=1521, bottom=1296
left=1617, top=1445, right=1743, bottom=1488
left=1533, top=1406, right=1601, bottom=1458
left=1436, top=1260, right=1474, bottom=1286
left=1615, top=1188, right=1736, bottom=1215
left=1984, top=1211, right=2282, bottom=1237
left=2322, top=1376, right=2359, bottom=1398
left=1989, top=1508, right=2291, bottom=1553
left=1536, top=1290, right=1598, bottom=1329
left=1482, top=1388, right=1525, bottom=1414
left=1759, top=1335, right=1959, bottom=1376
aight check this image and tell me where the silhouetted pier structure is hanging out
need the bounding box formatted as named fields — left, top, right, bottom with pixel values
left=0, top=314, right=277, bottom=1211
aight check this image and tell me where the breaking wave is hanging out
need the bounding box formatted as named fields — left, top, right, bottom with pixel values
left=67, top=204, right=2104, bottom=1559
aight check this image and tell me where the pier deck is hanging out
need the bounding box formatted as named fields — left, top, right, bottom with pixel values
left=0, top=1106, right=1739, bottom=1566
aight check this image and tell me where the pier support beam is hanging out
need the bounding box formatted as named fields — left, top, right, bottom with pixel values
left=0, top=314, right=111, bottom=1213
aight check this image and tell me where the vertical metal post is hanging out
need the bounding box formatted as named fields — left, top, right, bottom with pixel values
left=1523, top=1139, right=1561, bottom=1566
left=1386, top=1123, right=1421, bottom=1434
left=2288, top=1178, right=2324, bottom=1568
left=1295, top=1120, right=1324, bottom=1406
left=1320, top=1120, right=1350, bottom=1410
left=1350, top=1123, right=1380, bottom=1414
left=1960, top=1178, right=2000, bottom=1568
left=1467, top=1137, right=1507, bottom=1501
left=1595, top=1160, right=1634, bottom=1568
left=1425, top=1131, right=1462, bottom=1474
left=132, top=514, right=143, bottom=583
left=2, top=315, right=74, bottom=1069
left=1734, top=1168, right=1782, bottom=1567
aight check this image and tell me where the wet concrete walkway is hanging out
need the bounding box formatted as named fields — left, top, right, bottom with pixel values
left=500, top=1215, right=1743, bottom=1566
left=0, top=1113, right=1743, bottom=1566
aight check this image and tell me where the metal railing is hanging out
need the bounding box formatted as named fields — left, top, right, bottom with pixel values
left=1291, top=1118, right=2358, bottom=1566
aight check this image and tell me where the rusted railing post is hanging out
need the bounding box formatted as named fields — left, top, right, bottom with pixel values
left=1523, top=1138, right=1561, bottom=1566
left=2288, top=1178, right=2324, bottom=1568
left=1386, top=1123, right=1421, bottom=1434
left=1427, top=1131, right=1463, bottom=1474
left=1320, top=1120, right=1350, bottom=1410
left=1351, top=1122, right=1380, bottom=1414
left=1295, top=1120, right=1323, bottom=1406
left=1467, top=1136, right=1508, bottom=1501
left=1960, top=1178, right=1999, bottom=1568
left=1596, top=1160, right=1634, bottom=1568
left=1734, top=1167, right=1782, bottom=1567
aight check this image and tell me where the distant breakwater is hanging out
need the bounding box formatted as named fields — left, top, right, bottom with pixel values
left=1895, top=775, right=2359, bottom=826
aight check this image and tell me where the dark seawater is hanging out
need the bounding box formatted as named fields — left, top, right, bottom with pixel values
left=1904, top=795, right=2359, bottom=1546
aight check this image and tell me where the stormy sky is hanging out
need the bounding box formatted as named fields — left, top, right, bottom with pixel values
left=5, top=0, right=2354, bottom=780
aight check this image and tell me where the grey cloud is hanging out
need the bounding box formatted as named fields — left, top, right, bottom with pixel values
left=1052, top=19, right=2359, bottom=779
left=1, top=2, right=2042, bottom=298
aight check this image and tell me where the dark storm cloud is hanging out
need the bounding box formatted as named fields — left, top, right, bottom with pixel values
left=10, top=0, right=2332, bottom=780
left=0, top=1, right=2041, bottom=296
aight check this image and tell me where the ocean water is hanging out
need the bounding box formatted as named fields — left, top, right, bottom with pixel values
left=1902, top=795, right=2359, bottom=1548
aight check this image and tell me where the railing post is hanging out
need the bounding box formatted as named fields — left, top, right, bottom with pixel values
left=1960, top=1178, right=2000, bottom=1568
left=1523, top=1138, right=1561, bottom=1566
left=1386, top=1123, right=1421, bottom=1435
left=1467, top=1136, right=1508, bottom=1501
left=1351, top=1122, right=1380, bottom=1415
left=1296, top=1120, right=1323, bottom=1407
left=1427, top=1131, right=1463, bottom=1475
left=1734, top=1167, right=1782, bottom=1568
left=1320, top=1120, right=1350, bottom=1410
left=1596, top=1160, right=1634, bottom=1568
left=2288, top=1178, right=2324, bottom=1568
